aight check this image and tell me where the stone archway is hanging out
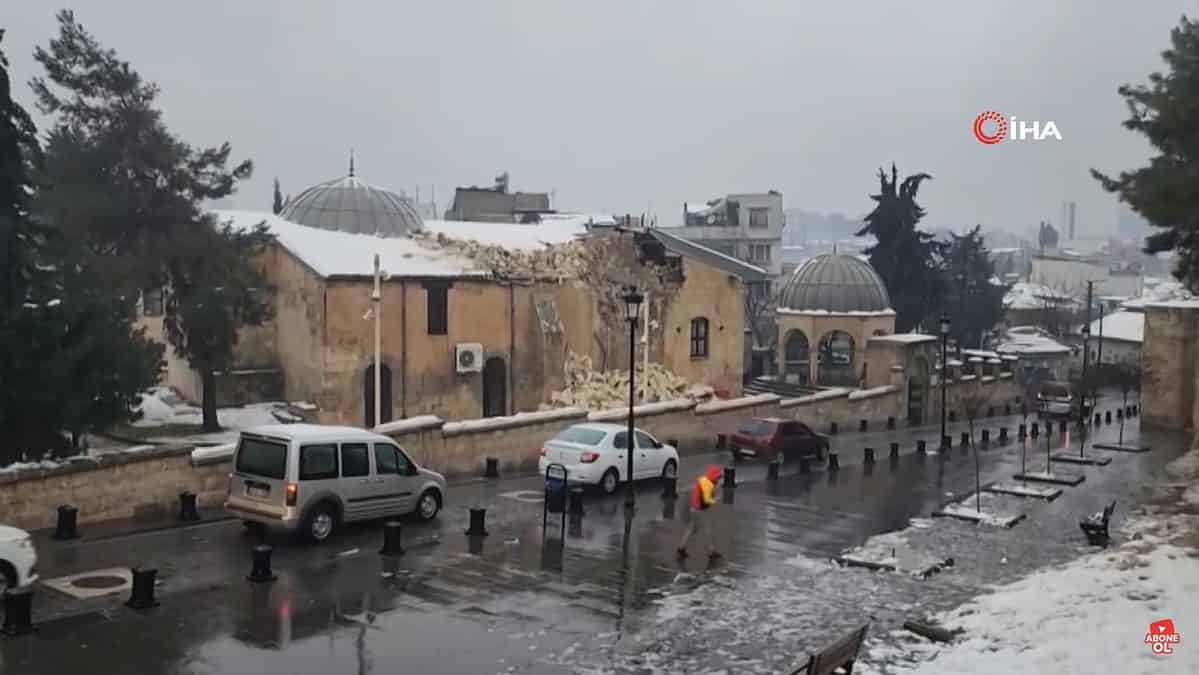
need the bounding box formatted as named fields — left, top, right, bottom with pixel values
left=783, top=329, right=811, bottom=385
left=482, top=357, right=507, bottom=418
left=816, top=331, right=856, bottom=387
left=364, top=363, right=393, bottom=428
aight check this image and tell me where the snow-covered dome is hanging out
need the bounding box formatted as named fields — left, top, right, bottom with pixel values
left=280, top=168, right=423, bottom=237
left=778, top=254, right=891, bottom=313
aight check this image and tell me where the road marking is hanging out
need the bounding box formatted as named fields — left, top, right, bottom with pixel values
left=498, top=490, right=544, bottom=503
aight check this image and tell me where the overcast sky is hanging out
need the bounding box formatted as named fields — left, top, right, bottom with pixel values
left=3, top=1, right=1193, bottom=235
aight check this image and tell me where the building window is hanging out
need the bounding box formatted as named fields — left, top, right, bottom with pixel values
left=749, top=208, right=769, bottom=228
left=690, top=317, right=709, bottom=358
left=425, top=282, right=448, bottom=335
left=142, top=287, right=164, bottom=317
left=749, top=244, right=771, bottom=264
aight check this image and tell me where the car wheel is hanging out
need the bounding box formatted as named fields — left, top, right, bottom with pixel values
left=416, top=489, right=442, bottom=521
left=303, top=503, right=338, bottom=543
left=818, top=444, right=828, bottom=461
left=661, top=459, right=678, bottom=479
left=599, top=468, right=620, bottom=495
left=0, top=563, right=14, bottom=594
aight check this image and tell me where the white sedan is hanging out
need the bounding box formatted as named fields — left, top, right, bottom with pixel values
left=0, top=525, right=38, bottom=592
left=538, top=423, right=679, bottom=495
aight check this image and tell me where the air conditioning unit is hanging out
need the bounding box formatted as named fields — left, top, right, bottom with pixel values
left=455, top=343, right=483, bottom=374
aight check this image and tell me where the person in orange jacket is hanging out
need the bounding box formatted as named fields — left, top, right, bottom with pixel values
left=677, top=465, right=722, bottom=559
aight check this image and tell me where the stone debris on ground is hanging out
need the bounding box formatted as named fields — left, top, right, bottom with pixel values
left=543, top=351, right=713, bottom=410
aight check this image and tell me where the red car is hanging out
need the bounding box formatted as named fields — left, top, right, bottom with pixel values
left=728, top=417, right=829, bottom=463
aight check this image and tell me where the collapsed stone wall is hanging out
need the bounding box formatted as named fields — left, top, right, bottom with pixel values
left=543, top=351, right=714, bottom=410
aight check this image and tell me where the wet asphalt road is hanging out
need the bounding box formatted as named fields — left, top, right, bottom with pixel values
left=1, top=395, right=1186, bottom=674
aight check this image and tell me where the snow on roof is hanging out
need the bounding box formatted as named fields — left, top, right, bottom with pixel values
left=1145, top=299, right=1199, bottom=309
left=996, top=330, right=1071, bottom=356
left=421, top=216, right=589, bottom=252
left=1004, top=282, right=1079, bottom=310
left=215, top=210, right=484, bottom=279
left=1089, top=311, right=1142, bottom=344
left=1121, top=279, right=1196, bottom=309
left=776, top=307, right=897, bottom=317
left=868, top=332, right=937, bottom=344
left=962, top=349, right=1000, bottom=360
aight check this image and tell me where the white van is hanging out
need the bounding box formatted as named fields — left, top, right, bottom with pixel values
left=225, top=424, right=447, bottom=542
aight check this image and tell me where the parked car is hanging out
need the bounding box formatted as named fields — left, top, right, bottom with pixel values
left=225, top=424, right=447, bottom=543
left=1037, top=382, right=1089, bottom=418
left=728, top=417, right=829, bottom=463
left=0, top=525, right=38, bottom=592
left=538, top=423, right=679, bottom=495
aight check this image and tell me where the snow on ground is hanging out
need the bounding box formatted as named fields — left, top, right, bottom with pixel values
left=936, top=492, right=1024, bottom=528
left=837, top=521, right=951, bottom=576
left=862, top=535, right=1199, bottom=674
left=191, top=442, right=237, bottom=465
left=985, top=482, right=1061, bottom=499
left=131, top=388, right=293, bottom=430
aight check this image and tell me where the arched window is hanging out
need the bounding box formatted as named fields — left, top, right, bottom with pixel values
left=783, top=330, right=810, bottom=385
left=816, top=331, right=856, bottom=386
left=690, top=318, right=709, bottom=358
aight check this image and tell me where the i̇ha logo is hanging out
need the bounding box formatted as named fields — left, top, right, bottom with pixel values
left=972, top=111, right=1062, bottom=144
left=1144, top=618, right=1181, bottom=655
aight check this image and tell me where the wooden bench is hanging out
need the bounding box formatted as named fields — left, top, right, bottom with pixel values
left=788, top=624, right=869, bottom=675
left=1079, top=500, right=1116, bottom=546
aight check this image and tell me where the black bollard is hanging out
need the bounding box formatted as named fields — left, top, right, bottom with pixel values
left=126, top=567, right=160, bottom=610
left=1059, top=419, right=1068, bottom=434
left=1132, top=405, right=1138, bottom=416
left=2, top=587, right=34, bottom=636
left=827, top=452, right=840, bottom=471
left=961, top=431, right=970, bottom=447
left=1005, top=404, right=1012, bottom=415
left=887, top=417, right=896, bottom=430
left=941, top=435, right=952, bottom=450
left=981, top=429, right=990, bottom=443
left=987, top=407, right=995, bottom=417
left=799, top=457, right=811, bottom=474
left=380, top=520, right=405, bottom=556
left=863, top=447, right=875, bottom=465
left=890, top=441, right=899, bottom=458
left=723, top=466, right=736, bottom=488
left=999, top=427, right=1008, bottom=442
left=829, top=422, right=838, bottom=435
left=178, top=492, right=199, bottom=522
left=1018, top=423, right=1026, bottom=439
left=1094, top=413, right=1102, bottom=426
left=948, top=411, right=956, bottom=422
left=465, top=507, right=489, bottom=537
left=483, top=457, right=499, bottom=478
left=859, top=419, right=868, bottom=432
left=767, top=462, right=780, bottom=480
left=1105, top=410, right=1112, bottom=424
left=1116, top=408, right=1123, bottom=420
left=1031, top=422, right=1040, bottom=437
left=569, top=487, right=587, bottom=514
left=54, top=505, right=79, bottom=541
left=916, top=439, right=926, bottom=455
left=660, top=474, right=676, bottom=499
left=247, top=544, right=276, bottom=583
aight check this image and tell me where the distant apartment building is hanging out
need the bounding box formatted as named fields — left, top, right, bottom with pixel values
left=656, top=192, right=784, bottom=279
left=443, top=172, right=554, bottom=223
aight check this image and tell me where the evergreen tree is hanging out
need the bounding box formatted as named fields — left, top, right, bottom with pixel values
left=1092, top=16, right=1199, bottom=292
left=856, top=164, right=946, bottom=331
left=272, top=177, right=283, bottom=214
left=0, top=28, right=160, bottom=464
left=32, top=11, right=265, bottom=430
left=163, top=220, right=274, bottom=431
left=943, top=225, right=1005, bottom=349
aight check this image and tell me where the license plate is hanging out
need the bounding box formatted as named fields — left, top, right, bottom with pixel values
left=247, top=485, right=269, bottom=498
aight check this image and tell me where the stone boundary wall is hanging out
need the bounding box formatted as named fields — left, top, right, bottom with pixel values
left=0, top=446, right=230, bottom=531
left=0, top=377, right=1021, bottom=532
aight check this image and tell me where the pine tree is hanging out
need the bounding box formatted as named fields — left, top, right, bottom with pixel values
left=943, top=225, right=1006, bottom=349
left=856, top=164, right=946, bottom=331
left=272, top=177, right=284, bottom=214
left=32, top=11, right=265, bottom=430
left=0, top=28, right=160, bottom=464
left=1092, top=16, right=1199, bottom=292
left=163, top=219, right=273, bottom=431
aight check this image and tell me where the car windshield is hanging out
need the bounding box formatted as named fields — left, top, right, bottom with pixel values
left=554, top=427, right=607, bottom=446
left=235, top=437, right=287, bottom=480
left=738, top=420, right=774, bottom=436
left=1041, top=384, right=1070, bottom=399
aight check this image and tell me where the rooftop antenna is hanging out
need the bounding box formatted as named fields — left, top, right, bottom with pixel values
left=349, top=148, right=355, bottom=177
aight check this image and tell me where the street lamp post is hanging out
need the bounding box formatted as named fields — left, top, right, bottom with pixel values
left=623, top=287, right=644, bottom=511
left=1080, top=324, right=1090, bottom=455
left=371, top=254, right=382, bottom=429
left=939, top=313, right=951, bottom=449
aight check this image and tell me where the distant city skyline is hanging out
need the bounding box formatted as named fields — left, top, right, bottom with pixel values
left=3, top=1, right=1190, bottom=236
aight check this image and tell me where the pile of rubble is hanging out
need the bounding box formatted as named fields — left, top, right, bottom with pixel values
left=411, top=231, right=589, bottom=282
left=542, top=352, right=714, bottom=410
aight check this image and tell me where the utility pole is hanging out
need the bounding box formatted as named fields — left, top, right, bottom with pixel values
left=1097, top=304, right=1105, bottom=365
left=1080, top=280, right=1093, bottom=428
